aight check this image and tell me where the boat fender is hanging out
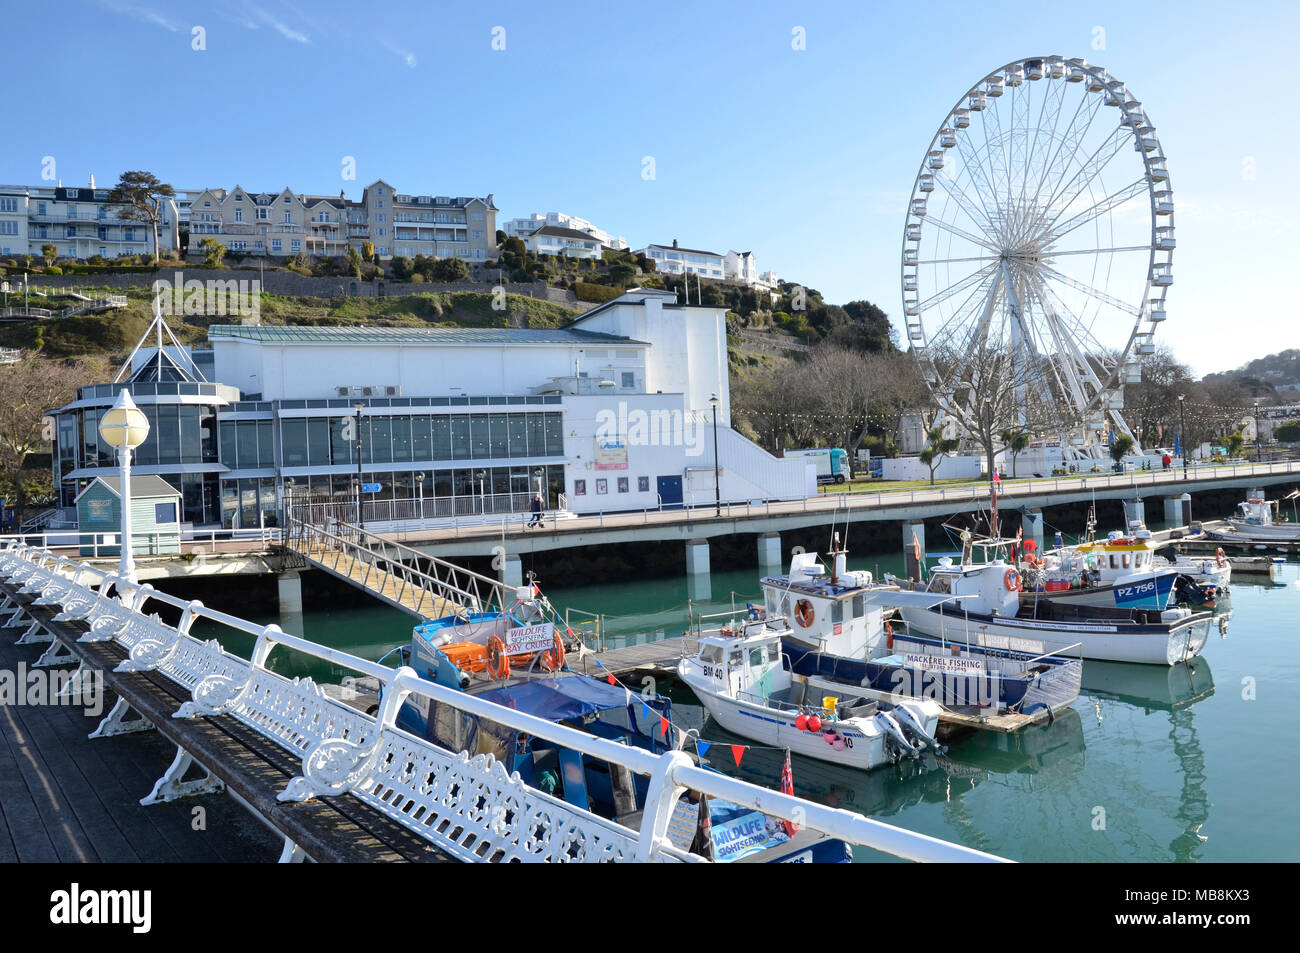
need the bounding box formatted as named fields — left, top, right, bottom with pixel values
left=1004, top=568, right=1022, bottom=591
left=794, top=599, right=815, bottom=628
left=806, top=714, right=822, bottom=732
left=885, top=619, right=894, bottom=650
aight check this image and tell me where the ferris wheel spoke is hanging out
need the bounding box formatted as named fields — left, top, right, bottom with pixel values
left=1041, top=124, right=1131, bottom=226
left=934, top=170, right=1000, bottom=237
left=1038, top=263, right=1141, bottom=317
left=1044, top=178, right=1149, bottom=246
left=1022, top=279, right=1100, bottom=414
left=921, top=215, right=1001, bottom=253
left=1020, top=78, right=1069, bottom=218
left=1028, top=273, right=1118, bottom=373
left=1046, top=245, right=1150, bottom=258
left=916, top=263, right=999, bottom=313
left=1024, top=91, right=1104, bottom=236
left=918, top=254, right=1000, bottom=265
left=927, top=272, right=1001, bottom=347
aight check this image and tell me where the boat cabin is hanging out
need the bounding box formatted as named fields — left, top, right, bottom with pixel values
left=693, top=624, right=793, bottom=704
left=921, top=557, right=1021, bottom=617
left=761, top=551, right=891, bottom=658
left=1235, top=495, right=1279, bottom=526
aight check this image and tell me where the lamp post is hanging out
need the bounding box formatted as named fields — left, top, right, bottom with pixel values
left=1177, top=394, right=1187, bottom=480
left=353, top=402, right=365, bottom=529
left=710, top=393, right=720, bottom=516
left=477, top=470, right=487, bottom=515
left=416, top=471, right=425, bottom=520
left=98, top=389, right=150, bottom=588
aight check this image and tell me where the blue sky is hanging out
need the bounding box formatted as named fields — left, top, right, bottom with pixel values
left=5, top=0, right=1297, bottom=376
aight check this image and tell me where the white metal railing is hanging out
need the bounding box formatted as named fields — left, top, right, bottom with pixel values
left=0, top=527, right=281, bottom=557
left=292, top=491, right=536, bottom=527
left=0, top=538, right=1009, bottom=863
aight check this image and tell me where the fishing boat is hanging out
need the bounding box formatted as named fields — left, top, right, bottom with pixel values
left=1025, top=525, right=1210, bottom=609
left=893, top=555, right=1213, bottom=665
left=382, top=594, right=851, bottom=862
left=678, top=618, right=946, bottom=771
left=1213, top=490, right=1300, bottom=542
left=759, top=544, right=1081, bottom=720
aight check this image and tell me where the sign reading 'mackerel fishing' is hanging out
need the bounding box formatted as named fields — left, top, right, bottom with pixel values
left=902, top=653, right=985, bottom=675
left=506, top=622, right=555, bottom=654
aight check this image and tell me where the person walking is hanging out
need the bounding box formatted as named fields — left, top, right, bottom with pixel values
left=528, top=493, right=544, bottom=528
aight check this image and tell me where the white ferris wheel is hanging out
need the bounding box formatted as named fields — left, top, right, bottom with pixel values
left=901, top=56, right=1173, bottom=457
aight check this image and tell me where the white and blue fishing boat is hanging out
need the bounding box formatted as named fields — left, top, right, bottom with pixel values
left=1028, top=525, right=1208, bottom=610
left=1210, top=489, right=1300, bottom=543
left=759, top=544, right=1082, bottom=721
left=895, top=556, right=1213, bottom=665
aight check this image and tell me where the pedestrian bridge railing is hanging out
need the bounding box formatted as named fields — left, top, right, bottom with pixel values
left=0, top=538, right=1009, bottom=864
left=283, top=509, right=509, bottom=619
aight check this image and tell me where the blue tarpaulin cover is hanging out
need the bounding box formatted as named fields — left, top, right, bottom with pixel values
left=477, top=675, right=637, bottom=723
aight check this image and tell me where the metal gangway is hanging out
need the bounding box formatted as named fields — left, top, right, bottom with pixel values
left=0, top=538, right=1010, bottom=864
left=283, top=504, right=508, bottom=620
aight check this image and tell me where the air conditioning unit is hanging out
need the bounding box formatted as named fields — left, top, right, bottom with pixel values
left=336, top=386, right=351, bottom=397
left=385, top=385, right=401, bottom=396
left=361, top=386, right=377, bottom=397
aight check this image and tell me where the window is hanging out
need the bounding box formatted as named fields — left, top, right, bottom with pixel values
left=291, top=239, right=301, bottom=252
left=234, top=209, right=243, bottom=222
left=271, top=239, right=282, bottom=252
left=154, top=502, right=177, bottom=523
left=621, top=372, right=635, bottom=389
left=257, top=208, right=268, bottom=220
left=0, top=197, right=17, bottom=212
left=282, top=211, right=292, bottom=223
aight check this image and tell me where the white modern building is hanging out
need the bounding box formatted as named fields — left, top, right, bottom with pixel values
left=522, top=225, right=606, bottom=260
left=636, top=241, right=725, bottom=279
left=502, top=212, right=628, bottom=250
left=49, top=288, right=807, bottom=528
left=0, top=177, right=179, bottom=259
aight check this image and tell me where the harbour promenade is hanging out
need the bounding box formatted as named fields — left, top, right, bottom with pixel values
left=0, top=539, right=1008, bottom=864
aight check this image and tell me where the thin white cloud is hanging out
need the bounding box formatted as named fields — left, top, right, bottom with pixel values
left=377, top=36, right=418, bottom=68
left=219, top=0, right=310, bottom=45
left=96, top=0, right=181, bottom=33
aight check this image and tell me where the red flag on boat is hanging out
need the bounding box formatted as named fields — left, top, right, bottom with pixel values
left=659, top=715, right=669, bottom=738
left=731, top=745, right=745, bottom=767
left=607, top=674, right=616, bottom=686
left=780, top=749, right=799, bottom=837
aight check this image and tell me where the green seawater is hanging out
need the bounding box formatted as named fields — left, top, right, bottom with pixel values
left=191, top=540, right=1300, bottom=863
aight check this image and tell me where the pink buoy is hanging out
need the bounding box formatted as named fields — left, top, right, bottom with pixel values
left=832, top=738, right=846, bottom=751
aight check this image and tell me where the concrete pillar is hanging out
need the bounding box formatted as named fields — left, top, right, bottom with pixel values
left=757, top=533, right=781, bottom=574
left=902, top=521, right=926, bottom=583
left=499, top=553, right=523, bottom=589
left=1123, top=498, right=1145, bottom=529
left=686, top=538, right=712, bottom=604
left=1023, top=508, right=1044, bottom=550
left=277, top=570, right=305, bottom=636
left=277, top=570, right=303, bottom=615
left=685, top=538, right=711, bottom=576
left=1164, top=493, right=1192, bottom=528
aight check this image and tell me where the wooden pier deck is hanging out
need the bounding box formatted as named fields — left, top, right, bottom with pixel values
left=0, top=581, right=452, bottom=863
left=574, top=636, right=692, bottom=678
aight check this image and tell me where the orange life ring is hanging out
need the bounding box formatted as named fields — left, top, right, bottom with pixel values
left=1004, top=568, right=1022, bottom=592
left=539, top=632, right=566, bottom=673
left=794, top=599, right=815, bottom=628
left=885, top=619, right=894, bottom=650
left=487, top=635, right=510, bottom=680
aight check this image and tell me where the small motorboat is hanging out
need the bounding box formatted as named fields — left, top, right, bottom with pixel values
left=1151, top=544, right=1231, bottom=591
left=678, top=618, right=945, bottom=771
left=1213, top=489, right=1300, bottom=542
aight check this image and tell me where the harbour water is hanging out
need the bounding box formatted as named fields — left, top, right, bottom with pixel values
left=197, top=542, right=1300, bottom=863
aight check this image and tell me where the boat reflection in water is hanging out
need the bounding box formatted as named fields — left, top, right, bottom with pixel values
left=1081, top=657, right=1215, bottom=861
left=1082, top=656, right=1215, bottom=713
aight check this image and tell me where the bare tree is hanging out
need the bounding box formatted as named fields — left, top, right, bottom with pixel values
left=0, top=355, right=103, bottom=521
